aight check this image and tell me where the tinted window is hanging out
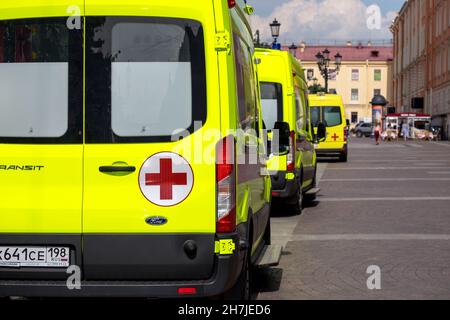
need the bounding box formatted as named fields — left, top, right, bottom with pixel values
left=85, top=17, right=206, bottom=143
left=233, top=34, right=257, bottom=132
left=323, top=106, right=342, bottom=127
left=294, top=86, right=306, bottom=131
left=260, top=82, right=282, bottom=130
left=0, top=18, right=82, bottom=144
left=311, top=107, right=320, bottom=127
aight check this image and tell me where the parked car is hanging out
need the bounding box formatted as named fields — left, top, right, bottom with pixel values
left=354, top=123, right=373, bottom=138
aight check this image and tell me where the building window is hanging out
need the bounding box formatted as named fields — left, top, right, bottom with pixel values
left=374, top=89, right=381, bottom=96
left=351, top=88, right=359, bottom=101
left=374, top=69, right=382, bottom=81
left=307, top=69, right=314, bottom=80
left=329, top=71, right=336, bottom=81
left=351, top=112, right=358, bottom=124
left=351, top=69, right=359, bottom=81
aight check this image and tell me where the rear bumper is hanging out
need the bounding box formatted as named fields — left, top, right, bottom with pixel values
left=315, top=144, right=348, bottom=158
left=269, top=171, right=297, bottom=198
left=0, top=234, right=243, bottom=298
left=0, top=255, right=241, bottom=298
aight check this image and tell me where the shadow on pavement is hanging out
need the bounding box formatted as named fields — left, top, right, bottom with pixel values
left=253, top=268, right=284, bottom=298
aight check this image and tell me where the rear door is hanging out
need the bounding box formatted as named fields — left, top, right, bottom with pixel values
left=0, top=12, right=84, bottom=277
left=82, top=9, right=218, bottom=280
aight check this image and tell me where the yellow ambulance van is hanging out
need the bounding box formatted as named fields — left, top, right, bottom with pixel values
left=255, top=49, right=323, bottom=214
left=309, top=93, right=348, bottom=162
left=0, top=0, right=277, bottom=300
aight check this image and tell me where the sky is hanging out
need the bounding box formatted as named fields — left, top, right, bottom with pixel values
left=248, top=0, right=406, bottom=44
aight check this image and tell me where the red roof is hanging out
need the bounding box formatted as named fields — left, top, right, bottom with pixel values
left=283, top=45, right=393, bottom=62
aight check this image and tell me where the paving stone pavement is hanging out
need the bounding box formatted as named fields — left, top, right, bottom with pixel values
left=257, top=138, right=450, bottom=300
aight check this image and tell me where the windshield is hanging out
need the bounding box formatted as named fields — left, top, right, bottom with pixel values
left=260, top=82, right=283, bottom=130
left=310, top=106, right=342, bottom=127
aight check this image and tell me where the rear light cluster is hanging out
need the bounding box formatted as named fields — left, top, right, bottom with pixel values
left=286, top=131, right=296, bottom=172
left=344, top=127, right=348, bottom=142
left=228, top=0, right=237, bottom=8
left=178, top=287, right=197, bottom=296
left=216, top=136, right=236, bottom=233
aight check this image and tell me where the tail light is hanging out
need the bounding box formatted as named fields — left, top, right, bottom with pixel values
left=344, top=127, right=348, bottom=142
left=228, top=0, right=236, bottom=8
left=286, top=131, right=295, bottom=172
left=216, top=136, right=236, bottom=233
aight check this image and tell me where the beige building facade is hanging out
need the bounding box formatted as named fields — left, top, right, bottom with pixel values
left=391, top=0, right=450, bottom=138
left=286, top=45, right=393, bottom=126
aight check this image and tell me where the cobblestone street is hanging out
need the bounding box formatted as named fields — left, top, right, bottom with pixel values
left=258, top=139, right=450, bottom=300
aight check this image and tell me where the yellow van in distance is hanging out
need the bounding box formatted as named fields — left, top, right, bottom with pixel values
left=0, top=0, right=278, bottom=300
left=255, top=49, right=323, bottom=214
left=309, top=93, right=348, bottom=162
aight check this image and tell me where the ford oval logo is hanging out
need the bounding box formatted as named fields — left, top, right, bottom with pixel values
left=146, top=216, right=168, bottom=226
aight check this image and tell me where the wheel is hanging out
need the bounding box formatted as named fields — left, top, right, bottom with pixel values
left=288, top=178, right=303, bottom=215
left=356, top=131, right=363, bottom=138
left=222, top=248, right=252, bottom=300
left=339, top=152, right=348, bottom=162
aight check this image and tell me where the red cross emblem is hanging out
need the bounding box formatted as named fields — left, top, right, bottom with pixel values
left=331, top=133, right=339, bottom=141
left=145, top=159, right=187, bottom=200
left=139, top=152, right=194, bottom=206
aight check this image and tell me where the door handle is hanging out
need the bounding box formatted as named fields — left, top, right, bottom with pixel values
left=99, top=166, right=136, bottom=173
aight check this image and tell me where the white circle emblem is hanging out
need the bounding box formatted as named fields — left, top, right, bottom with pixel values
left=139, top=152, right=194, bottom=207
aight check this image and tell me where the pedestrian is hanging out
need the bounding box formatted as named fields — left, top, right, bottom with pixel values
left=374, top=123, right=381, bottom=145
left=402, top=121, right=410, bottom=141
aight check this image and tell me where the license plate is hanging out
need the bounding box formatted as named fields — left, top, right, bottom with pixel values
left=0, top=246, right=70, bottom=268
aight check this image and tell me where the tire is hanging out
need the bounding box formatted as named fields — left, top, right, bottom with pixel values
left=222, top=249, right=252, bottom=300
left=289, top=177, right=303, bottom=215
left=356, top=131, right=363, bottom=138
left=339, top=152, right=348, bottom=162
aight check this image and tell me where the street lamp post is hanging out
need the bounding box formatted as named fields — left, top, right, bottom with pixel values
left=270, top=18, right=281, bottom=50
left=315, top=49, right=342, bottom=93
left=289, top=43, right=298, bottom=58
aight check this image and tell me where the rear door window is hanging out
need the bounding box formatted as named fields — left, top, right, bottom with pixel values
left=85, top=17, right=206, bottom=143
left=260, top=82, right=282, bottom=130
left=0, top=18, right=82, bottom=144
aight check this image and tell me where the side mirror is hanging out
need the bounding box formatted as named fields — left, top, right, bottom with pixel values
left=316, top=122, right=327, bottom=142
left=273, top=121, right=291, bottom=156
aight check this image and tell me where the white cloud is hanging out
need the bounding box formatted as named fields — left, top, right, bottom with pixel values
left=250, top=0, right=396, bottom=44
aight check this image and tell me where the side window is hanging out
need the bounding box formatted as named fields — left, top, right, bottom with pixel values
left=233, top=34, right=257, bottom=133
left=304, top=90, right=311, bottom=133
left=294, top=85, right=306, bottom=132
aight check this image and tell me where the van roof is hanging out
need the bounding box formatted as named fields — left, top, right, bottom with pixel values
left=308, top=93, right=344, bottom=106
left=255, top=48, right=307, bottom=86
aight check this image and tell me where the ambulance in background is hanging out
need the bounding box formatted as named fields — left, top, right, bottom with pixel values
left=309, top=93, right=348, bottom=162
left=255, top=49, right=323, bottom=215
